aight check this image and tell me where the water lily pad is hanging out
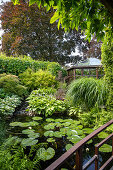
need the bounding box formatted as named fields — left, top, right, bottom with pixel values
left=55, top=119, right=64, bottom=122
left=99, top=144, right=112, bottom=152
left=28, top=133, right=40, bottom=139
left=54, top=122, right=62, bottom=127
left=10, top=122, right=23, bottom=127
left=63, top=119, right=73, bottom=123
left=87, top=139, right=93, bottom=144
left=76, top=130, right=83, bottom=135
left=47, top=138, right=55, bottom=143
left=65, top=144, right=73, bottom=151
left=67, top=130, right=78, bottom=136
left=60, top=128, right=68, bottom=135
left=28, top=121, right=39, bottom=126
left=46, top=118, right=55, bottom=122
left=44, top=124, right=55, bottom=130
left=67, top=135, right=81, bottom=144
left=37, top=147, right=55, bottom=161
left=44, top=131, right=54, bottom=137
left=54, top=131, right=62, bottom=138
left=21, top=138, right=38, bottom=146
left=32, top=117, right=43, bottom=121
left=22, top=129, right=35, bottom=134
left=98, top=132, right=109, bottom=139
left=83, top=128, right=94, bottom=134
left=62, top=122, right=71, bottom=127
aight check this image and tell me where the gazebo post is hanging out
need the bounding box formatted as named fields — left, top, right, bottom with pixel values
left=96, top=67, right=99, bottom=79
left=73, top=69, right=76, bottom=80
left=81, top=69, right=84, bottom=76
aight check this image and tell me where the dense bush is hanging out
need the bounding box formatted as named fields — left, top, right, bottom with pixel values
left=0, top=73, right=28, bottom=97
left=101, top=35, right=113, bottom=108
left=27, top=88, right=67, bottom=117
left=19, top=69, right=58, bottom=91
left=0, top=95, right=21, bottom=116
left=0, top=53, right=67, bottom=77
left=66, top=77, right=108, bottom=110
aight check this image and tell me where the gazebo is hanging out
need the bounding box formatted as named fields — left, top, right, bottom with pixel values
left=65, top=58, right=103, bottom=82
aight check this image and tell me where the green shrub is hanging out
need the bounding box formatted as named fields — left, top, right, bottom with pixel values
left=0, top=53, right=67, bottom=77
left=47, top=62, right=67, bottom=77
left=19, top=69, right=58, bottom=91
left=27, top=89, right=67, bottom=117
left=66, top=77, right=108, bottom=110
left=0, top=73, right=28, bottom=97
left=101, top=35, right=113, bottom=108
left=0, top=95, right=21, bottom=116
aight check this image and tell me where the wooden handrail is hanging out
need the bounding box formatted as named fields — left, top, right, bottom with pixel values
left=45, top=119, right=113, bottom=170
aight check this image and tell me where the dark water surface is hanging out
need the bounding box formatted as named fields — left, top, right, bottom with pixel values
left=0, top=114, right=113, bottom=170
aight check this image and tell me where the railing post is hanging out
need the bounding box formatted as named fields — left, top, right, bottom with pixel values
left=95, top=146, right=98, bottom=170
left=76, top=148, right=83, bottom=170
left=112, top=136, right=113, bottom=156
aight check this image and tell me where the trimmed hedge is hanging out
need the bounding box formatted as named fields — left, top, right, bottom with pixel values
left=0, top=53, right=67, bottom=77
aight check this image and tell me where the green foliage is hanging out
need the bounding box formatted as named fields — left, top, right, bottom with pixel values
left=47, top=62, right=67, bottom=77
left=12, top=0, right=113, bottom=41
left=27, top=88, right=67, bottom=117
left=0, top=136, right=41, bottom=170
left=78, top=108, right=113, bottom=129
left=0, top=88, right=9, bottom=99
left=19, top=69, right=58, bottom=91
left=66, top=78, right=108, bottom=110
left=0, top=95, right=21, bottom=116
left=101, top=35, right=113, bottom=108
left=0, top=73, right=28, bottom=97
left=0, top=53, right=66, bottom=77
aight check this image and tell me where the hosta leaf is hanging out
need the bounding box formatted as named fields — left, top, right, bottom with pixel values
left=37, top=147, right=55, bottom=161
left=21, top=138, right=38, bottom=146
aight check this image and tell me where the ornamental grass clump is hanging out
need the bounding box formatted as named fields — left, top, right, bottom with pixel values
left=66, top=77, right=108, bottom=110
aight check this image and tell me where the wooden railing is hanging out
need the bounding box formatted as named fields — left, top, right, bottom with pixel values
left=45, top=119, right=113, bottom=170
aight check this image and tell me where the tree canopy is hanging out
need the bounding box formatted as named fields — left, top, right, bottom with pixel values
left=2, top=1, right=99, bottom=64
left=12, top=0, right=113, bottom=41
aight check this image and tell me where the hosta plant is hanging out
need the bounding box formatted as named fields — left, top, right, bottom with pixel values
left=0, top=95, right=21, bottom=116
left=27, top=90, right=67, bottom=117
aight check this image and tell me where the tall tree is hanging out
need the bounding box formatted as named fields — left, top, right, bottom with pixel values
left=1, top=1, right=91, bottom=65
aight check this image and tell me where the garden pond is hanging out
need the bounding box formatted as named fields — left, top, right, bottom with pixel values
left=0, top=114, right=113, bottom=170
